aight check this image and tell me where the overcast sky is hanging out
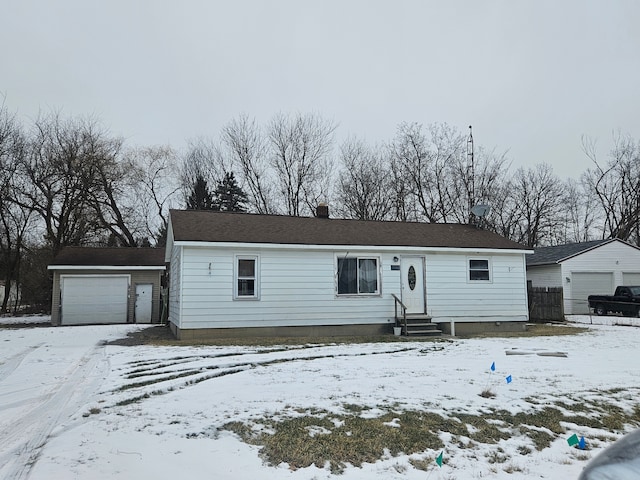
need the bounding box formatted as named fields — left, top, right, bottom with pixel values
left=2, top=0, right=639, bottom=179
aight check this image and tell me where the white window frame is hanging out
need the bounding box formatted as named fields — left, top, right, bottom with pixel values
left=468, top=257, right=492, bottom=282
left=234, top=254, right=260, bottom=300
left=336, top=255, right=381, bottom=296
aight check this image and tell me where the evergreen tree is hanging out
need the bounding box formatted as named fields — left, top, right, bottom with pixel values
left=185, top=175, right=216, bottom=210
left=214, top=172, right=248, bottom=212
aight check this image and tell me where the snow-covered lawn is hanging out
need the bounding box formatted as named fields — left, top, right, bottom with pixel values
left=1, top=316, right=639, bottom=479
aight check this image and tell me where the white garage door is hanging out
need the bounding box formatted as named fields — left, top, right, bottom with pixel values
left=571, top=272, right=614, bottom=314
left=61, top=276, right=129, bottom=325
left=622, top=273, right=640, bottom=285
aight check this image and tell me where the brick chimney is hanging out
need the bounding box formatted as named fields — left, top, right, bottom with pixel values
left=316, top=203, right=329, bottom=218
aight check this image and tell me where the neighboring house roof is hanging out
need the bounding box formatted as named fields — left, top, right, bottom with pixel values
left=48, top=247, right=166, bottom=269
left=169, top=210, right=529, bottom=250
left=526, top=239, right=615, bottom=266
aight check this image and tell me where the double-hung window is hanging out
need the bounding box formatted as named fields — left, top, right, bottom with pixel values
left=235, top=255, right=259, bottom=299
left=468, top=258, right=490, bottom=281
left=337, top=257, right=379, bottom=295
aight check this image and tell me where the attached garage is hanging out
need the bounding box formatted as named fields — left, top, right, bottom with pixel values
left=527, top=239, right=640, bottom=315
left=49, top=247, right=165, bottom=326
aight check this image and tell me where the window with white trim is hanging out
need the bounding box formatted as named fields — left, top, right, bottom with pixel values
left=337, top=257, right=379, bottom=295
left=235, top=255, right=259, bottom=299
left=469, top=258, right=490, bottom=281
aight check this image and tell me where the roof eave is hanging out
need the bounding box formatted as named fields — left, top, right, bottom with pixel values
left=48, top=265, right=166, bottom=271
left=173, top=240, right=532, bottom=254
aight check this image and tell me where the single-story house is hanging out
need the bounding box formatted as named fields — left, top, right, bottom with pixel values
left=48, top=247, right=166, bottom=325
left=165, top=207, right=532, bottom=339
left=526, top=238, right=640, bottom=314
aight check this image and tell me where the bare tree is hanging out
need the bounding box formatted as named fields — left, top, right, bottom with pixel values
left=267, top=112, right=337, bottom=216
left=559, top=176, right=600, bottom=244
left=390, top=122, right=505, bottom=224
left=179, top=137, right=228, bottom=208
left=483, top=179, right=521, bottom=241
left=388, top=149, right=413, bottom=222
left=17, top=112, right=101, bottom=254
left=79, top=130, right=148, bottom=247
left=222, top=114, right=275, bottom=214
left=335, top=137, right=393, bottom=220
left=583, top=134, right=640, bottom=244
left=508, top=164, right=565, bottom=247
left=127, top=146, right=180, bottom=246
left=0, top=103, right=32, bottom=312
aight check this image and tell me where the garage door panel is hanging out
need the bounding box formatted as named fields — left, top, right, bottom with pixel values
left=61, top=276, right=129, bottom=325
left=571, top=272, right=614, bottom=315
left=623, top=273, right=640, bottom=285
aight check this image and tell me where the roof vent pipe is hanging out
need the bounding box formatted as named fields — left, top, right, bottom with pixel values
left=316, top=203, right=329, bottom=219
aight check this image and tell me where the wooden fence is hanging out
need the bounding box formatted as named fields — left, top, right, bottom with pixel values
left=528, top=286, right=564, bottom=321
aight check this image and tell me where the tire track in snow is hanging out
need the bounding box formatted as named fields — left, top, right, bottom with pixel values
left=109, top=346, right=422, bottom=406
left=0, top=344, right=43, bottom=382
left=0, top=343, right=110, bottom=480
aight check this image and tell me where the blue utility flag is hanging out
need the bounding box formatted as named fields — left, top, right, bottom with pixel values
left=490, top=362, right=495, bottom=371
left=579, top=436, right=586, bottom=450
left=506, top=375, right=512, bottom=384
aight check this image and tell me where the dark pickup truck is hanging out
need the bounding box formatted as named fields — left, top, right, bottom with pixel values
left=588, top=286, right=640, bottom=317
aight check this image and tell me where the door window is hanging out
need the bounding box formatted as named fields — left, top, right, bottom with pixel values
left=408, top=266, right=416, bottom=290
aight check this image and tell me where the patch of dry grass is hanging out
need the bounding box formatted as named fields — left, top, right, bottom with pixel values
left=220, top=396, right=640, bottom=471
left=462, top=323, right=589, bottom=339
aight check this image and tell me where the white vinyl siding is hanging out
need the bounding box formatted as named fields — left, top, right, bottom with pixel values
left=426, top=252, right=528, bottom=321
left=168, top=246, right=182, bottom=324
left=178, top=248, right=397, bottom=329
left=171, top=246, right=528, bottom=330
left=526, top=265, right=562, bottom=288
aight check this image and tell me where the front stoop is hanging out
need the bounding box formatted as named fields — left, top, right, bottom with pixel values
left=399, top=314, right=442, bottom=337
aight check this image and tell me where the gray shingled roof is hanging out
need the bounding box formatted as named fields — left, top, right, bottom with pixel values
left=526, top=240, right=612, bottom=266
left=169, top=210, right=529, bottom=250
left=50, top=247, right=165, bottom=267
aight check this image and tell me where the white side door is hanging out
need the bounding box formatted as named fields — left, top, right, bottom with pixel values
left=401, top=257, right=425, bottom=314
left=135, top=284, right=153, bottom=323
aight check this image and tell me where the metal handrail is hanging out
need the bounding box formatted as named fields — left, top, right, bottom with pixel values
left=391, top=294, right=407, bottom=335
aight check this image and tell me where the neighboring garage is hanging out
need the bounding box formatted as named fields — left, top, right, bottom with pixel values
left=526, top=239, right=640, bottom=315
left=48, top=247, right=165, bottom=326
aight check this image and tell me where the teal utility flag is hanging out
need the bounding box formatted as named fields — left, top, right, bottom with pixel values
left=435, top=451, right=443, bottom=467
left=567, top=434, right=579, bottom=446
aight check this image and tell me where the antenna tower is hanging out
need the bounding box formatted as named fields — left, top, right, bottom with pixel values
left=467, top=125, right=474, bottom=221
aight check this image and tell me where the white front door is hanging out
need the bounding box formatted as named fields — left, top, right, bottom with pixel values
left=135, top=284, right=153, bottom=323
left=401, top=257, right=425, bottom=314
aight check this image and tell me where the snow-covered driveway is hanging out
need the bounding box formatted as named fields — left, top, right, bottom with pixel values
left=0, top=323, right=142, bottom=480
